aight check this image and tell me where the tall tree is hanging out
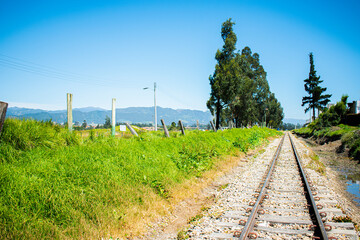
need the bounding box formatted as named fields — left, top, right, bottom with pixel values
left=208, top=19, right=283, bottom=129
left=302, top=53, right=331, bottom=121
left=207, top=18, right=237, bottom=129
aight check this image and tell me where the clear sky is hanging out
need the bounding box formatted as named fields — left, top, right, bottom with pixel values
left=1, top=0, right=359, bottom=120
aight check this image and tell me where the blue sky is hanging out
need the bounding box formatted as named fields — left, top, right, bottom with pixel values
left=0, top=0, right=359, bottom=120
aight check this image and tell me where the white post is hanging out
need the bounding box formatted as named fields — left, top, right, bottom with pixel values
left=67, top=93, right=73, bottom=132
left=112, top=98, right=116, bottom=136
left=154, top=82, right=157, bottom=131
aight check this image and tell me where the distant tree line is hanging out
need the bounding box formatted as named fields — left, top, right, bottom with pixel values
left=207, top=18, right=283, bottom=129
left=280, top=123, right=303, bottom=131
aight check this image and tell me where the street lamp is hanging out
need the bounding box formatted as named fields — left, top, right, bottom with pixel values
left=143, top=82, right=157, bottom=131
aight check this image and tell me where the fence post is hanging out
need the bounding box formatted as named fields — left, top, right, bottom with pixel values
left=112, top=98, right=116, bottom=136
left=125, top=123, right=138, bottom=136
left=178, top=120, right=185, bottom=135
left=67, top=93, right=73, bottom=132
left=210, top=121, right=216, bottom=132
left=196, top=120, right=199, bottom=130
left=0, top=101, right=8, bottom=136
left=161, top=119, right=170, bottom=137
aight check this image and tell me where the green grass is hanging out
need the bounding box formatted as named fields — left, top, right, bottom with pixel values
left=0, top=118, right=281, bottom=239
left=293, top=124, right=360, bottom=160
left=306, top=152, right=326, bottom=175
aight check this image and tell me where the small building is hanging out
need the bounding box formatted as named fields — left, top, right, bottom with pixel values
left=348, top=100, right=360, bottom=114
left=326, top=103, right=335, bottom=109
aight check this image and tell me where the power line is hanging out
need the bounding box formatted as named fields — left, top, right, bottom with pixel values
left=158, top=86, right=202, bottom=110
left=0, top=53, right=135, bottom=88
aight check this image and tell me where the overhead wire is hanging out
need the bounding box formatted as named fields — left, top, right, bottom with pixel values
left=157, top=85, right=204, bottom=110
left=0, top=53, right=206, bottom=110
left=0, top=53, right=135, bottom=88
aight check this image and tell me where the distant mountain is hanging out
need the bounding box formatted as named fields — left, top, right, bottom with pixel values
left=6, top=106, right=213, bottom=125
left=73, top=107, right=106, bottom=112
left=283, top=118, right=307, bottom=125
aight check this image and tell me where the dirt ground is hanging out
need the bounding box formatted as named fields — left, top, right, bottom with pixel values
left=299, top=137, right=360, bottom=225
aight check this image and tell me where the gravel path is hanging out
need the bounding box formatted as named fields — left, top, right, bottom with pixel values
left=181, top=133, right=359, bottom=240
left=144, top=133, right=359, bottom=240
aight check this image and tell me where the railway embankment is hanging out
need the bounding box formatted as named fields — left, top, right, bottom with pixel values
left=293, top=124, right=360, bottom=161
left=148, top=133, right=360, bottom=239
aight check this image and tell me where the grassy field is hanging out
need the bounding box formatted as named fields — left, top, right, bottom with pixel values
left=0, top=118, right=281, bottom=239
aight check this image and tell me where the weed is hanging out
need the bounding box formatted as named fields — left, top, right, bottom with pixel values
left=200, top=206, right=210, bottom=212
left=177, top=229, right=189, bottom=240
left=306, top=152, right=326, bottom=175
left=188, top=214, right=203, bottom=223
left=218, top=183, right=229, bottom=190
left=332, top=215, right=360, bottom=231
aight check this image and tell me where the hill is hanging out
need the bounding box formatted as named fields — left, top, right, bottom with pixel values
left=6, top=106, right=213, bottom=125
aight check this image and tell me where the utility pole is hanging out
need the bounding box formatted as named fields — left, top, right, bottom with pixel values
left=67, top=93, right=73, bottom=132
left=154, top=82, right=157, bottom=131
left=112, top=98, right=116, bottom=136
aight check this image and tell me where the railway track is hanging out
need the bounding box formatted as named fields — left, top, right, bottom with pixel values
left=186, top=133, right=358, bottom=240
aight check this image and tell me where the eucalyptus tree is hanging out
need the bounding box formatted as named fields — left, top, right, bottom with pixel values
left=265, top=93, right=284, bottom=128
left=207, top=18, right=237, bottom=129
left=302, top=53, right=331, bottom=121
left=208, top=19, right=284, bottom=129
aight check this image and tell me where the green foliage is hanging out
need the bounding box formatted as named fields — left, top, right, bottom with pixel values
left=341, top=129, right=360, bottom=159
left=0, top=119, right=281, bottom=239
left=293, top=123, right=360, bottom=160
left=104, top=115, right=111, bottom=128
left=280, top=123, right=303, bottom=130
left=207, top=19, right=283, bottom=129
left=0, top=118, right=80, bottom=152
left=308, top=95, right=348, bottom=130
left=168, top=122, right=178, bottom=131
left=302, top=53, right=332, bottom=120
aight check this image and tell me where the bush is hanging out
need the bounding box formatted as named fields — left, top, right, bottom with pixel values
left=309, top=95, right=348, bottom=131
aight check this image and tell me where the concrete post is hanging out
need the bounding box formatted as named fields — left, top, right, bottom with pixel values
left=67, top=93, right=73, bottom=132
left=112, top=98, right=116, bottom=136
left=161, top=119, right=170, bottom=137
left=154, top=82, right=157, bottom=131
left=0, top=101, right=8, bottom=136
left=210, top=121, right=216, bottom=132
left=125, top=123, right=138, bottom=136
left=196, top=120, right=199, bottom=130
left=178, top=120, right=185, bottom=135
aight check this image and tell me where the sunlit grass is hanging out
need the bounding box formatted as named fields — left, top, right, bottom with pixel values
left=0, top=118, right=281, bottom=239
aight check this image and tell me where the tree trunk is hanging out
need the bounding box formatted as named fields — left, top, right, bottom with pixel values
left=312, top=106, right=316, bottom=121
left=215, top=100, right=221, bottom=130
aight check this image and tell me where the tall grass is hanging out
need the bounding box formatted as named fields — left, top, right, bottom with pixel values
left=0, top=118, right=280, bottom=239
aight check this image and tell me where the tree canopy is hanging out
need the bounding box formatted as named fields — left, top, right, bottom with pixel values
left=302, top=52, right=331, bottom=121
left=207, top=19, right=283, bottom=129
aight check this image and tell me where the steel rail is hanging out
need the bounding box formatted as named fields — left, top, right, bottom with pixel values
left=289, top=133, right=329, bottom=240
left=238, top=134, right=285, bottom=239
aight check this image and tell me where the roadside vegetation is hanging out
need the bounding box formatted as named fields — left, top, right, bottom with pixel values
left=0, top=118, right=280, bottom=239
left=293, top=96, right=360, bottom=160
